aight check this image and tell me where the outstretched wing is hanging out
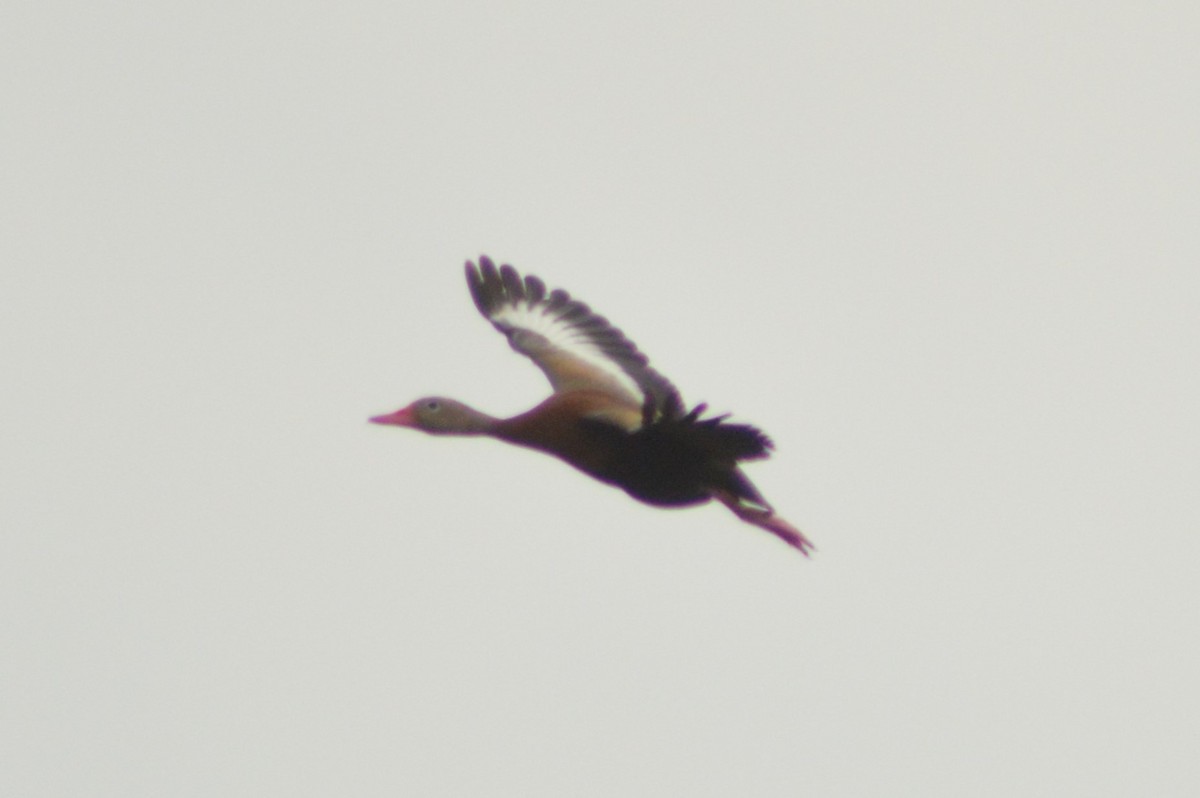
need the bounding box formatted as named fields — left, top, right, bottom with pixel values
left=465, top=256, right=684, bottom=423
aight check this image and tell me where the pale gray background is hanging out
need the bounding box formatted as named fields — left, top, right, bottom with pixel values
left=3, top=2, right=1198, bottom=796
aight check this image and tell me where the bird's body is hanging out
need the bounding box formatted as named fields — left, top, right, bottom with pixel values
left=371, top=257, right=814, bottom=555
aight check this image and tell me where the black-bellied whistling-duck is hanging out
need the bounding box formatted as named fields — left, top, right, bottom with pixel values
left=371, top=256, right=814, bottom=556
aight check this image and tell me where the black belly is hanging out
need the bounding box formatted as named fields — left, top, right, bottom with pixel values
left=576, top=418, right=762, bottom=508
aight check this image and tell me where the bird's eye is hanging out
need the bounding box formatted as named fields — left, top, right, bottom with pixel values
left=425, top=400, right=440, bottom=412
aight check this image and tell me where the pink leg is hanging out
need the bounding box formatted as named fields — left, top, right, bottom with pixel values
left=715, top=492, right=816, bottom=557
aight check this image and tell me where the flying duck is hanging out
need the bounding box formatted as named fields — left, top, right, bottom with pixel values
left=370, top=256, right=814, bottom=555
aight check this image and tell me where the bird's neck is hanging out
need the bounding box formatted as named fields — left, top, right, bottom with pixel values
left=416, top=405, right=501, bottom=436
left=461, top=408, right=501, bottom=435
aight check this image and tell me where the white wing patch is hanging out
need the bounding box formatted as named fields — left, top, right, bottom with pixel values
left=466, top=257, right=684, bottom=420
left=487, top=300, right=646, bottom=405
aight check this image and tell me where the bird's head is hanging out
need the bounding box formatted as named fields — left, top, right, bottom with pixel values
left=369, top=397, right=494, bottom=435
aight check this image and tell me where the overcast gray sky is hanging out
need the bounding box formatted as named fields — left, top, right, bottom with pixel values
left=4, top=2, right=1198, bottom=796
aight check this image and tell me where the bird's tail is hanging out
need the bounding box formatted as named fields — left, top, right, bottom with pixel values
left=657, top=403, right=774, bottom=463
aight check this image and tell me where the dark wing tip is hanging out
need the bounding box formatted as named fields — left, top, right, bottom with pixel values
left=525, top=274, right=546, bottom=303
left=467, top=255, right=547, bottom=319
left=466, top=255, right=511, bottom=319
left=499, top=263, right=526, bottom=303
left=465, top=259, right=489, bottom=317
